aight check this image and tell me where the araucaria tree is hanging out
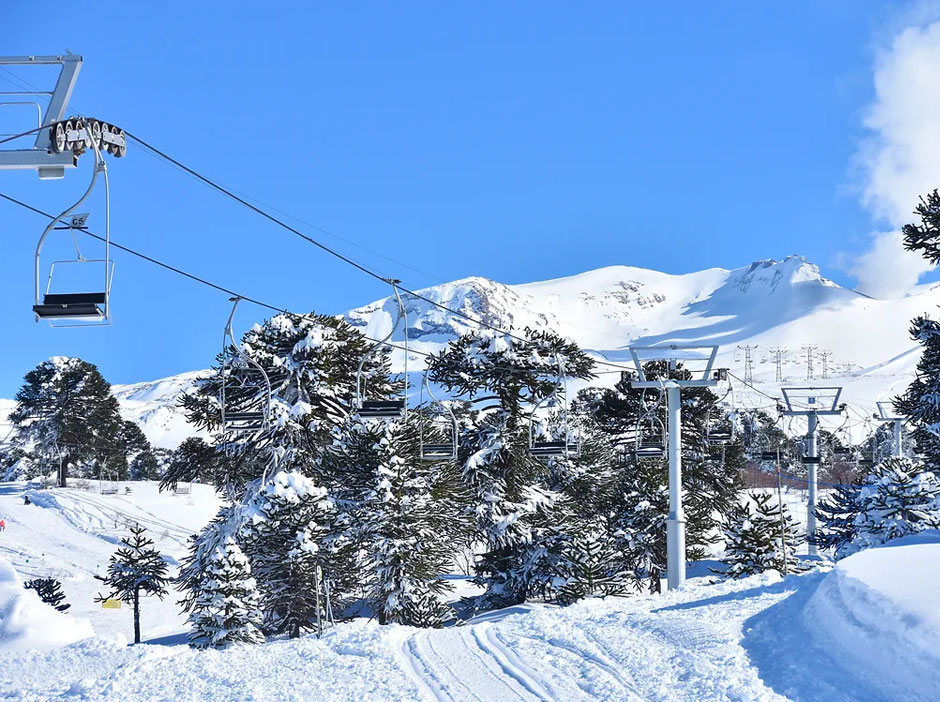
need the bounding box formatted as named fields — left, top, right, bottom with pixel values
left=719, top=492, right=801, bottom=578
left=23, top=578, right=70, bottom=612
left=188, top=537, right=264, bottom=648
left=330, top=418, right=459, bottom=626
left=239, top=470, right=336, bottom=638
left=10, top=357, right=126, bottom=486
left=427, top=328, right=595, bottom=609
left=96, top=523, right=169, bottom=644
left=897, top=188, right=940, bottom=468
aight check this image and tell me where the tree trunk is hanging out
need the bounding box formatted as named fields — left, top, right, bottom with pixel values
left=133, top=587, right=140, bottom=644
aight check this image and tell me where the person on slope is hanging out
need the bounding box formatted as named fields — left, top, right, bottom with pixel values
left=0, top=518, right=5, bottom=533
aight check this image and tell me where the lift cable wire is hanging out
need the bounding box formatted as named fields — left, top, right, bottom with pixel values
left=123, top=131, right=654, bottom=367
left=1, top=190, right=625, bottom=383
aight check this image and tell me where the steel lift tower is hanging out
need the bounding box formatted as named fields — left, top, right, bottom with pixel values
left=626, top=345, right=725, bottom=590
left=780, top=386, right=845, bottom=555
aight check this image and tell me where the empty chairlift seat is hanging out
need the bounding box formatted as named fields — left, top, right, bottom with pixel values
left=531, top=439, right=580, bottom=458
left=635, top=441, right=665, bottom=459
left=358, top=399, right=405, bottom=419
left=33, top=292, right=108, bottom=319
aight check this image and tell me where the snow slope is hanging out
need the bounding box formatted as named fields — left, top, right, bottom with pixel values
left=2, top=481, right=940, bottom=701
left=4, top=256, right=936, bottom=447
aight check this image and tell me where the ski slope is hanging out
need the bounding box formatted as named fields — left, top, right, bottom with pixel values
left=2, top=481, right=940, bottom=701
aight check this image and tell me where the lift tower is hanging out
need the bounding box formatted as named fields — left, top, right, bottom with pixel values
left=626, top=345, right=724, bottom=591
left=780, top=387, right=845, bottom=555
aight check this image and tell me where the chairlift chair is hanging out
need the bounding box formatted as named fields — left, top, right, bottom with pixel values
left=173, top=481, right=192, bottom=496
left=706, top=427, right=733, bottom=445
left=355, top=280, right=408, bottom=421
left=33, top=119, right=113, bottom=326
left=419, top=370, right=458, bottom=461
left=528, top=354, right=580, bottom=459
left=220, top=297, right=273, bottom=440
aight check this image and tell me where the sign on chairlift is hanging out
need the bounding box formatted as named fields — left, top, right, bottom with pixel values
left=69, top=213, right=89, bottom=228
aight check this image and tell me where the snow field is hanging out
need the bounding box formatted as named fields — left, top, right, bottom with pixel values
left=3, top=482, right=940, bottom=701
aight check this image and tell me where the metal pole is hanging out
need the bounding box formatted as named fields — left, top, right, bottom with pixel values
left=894, top=420, right=903, bottom=458
left=775, top=449, right=788, bottom=576
left=666, top=383, right=685, bottom=590
left=807, top=412, right=818, bottom=556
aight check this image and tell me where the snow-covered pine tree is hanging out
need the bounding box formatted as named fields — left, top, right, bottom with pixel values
left=95, top=523, right=170, bottom=644
left=848, top=457, right=940, bottom=556
left=239, top=470, right=335, bottom=638
left=426, top=328, right=594, bottom=610
left=181, top=312, right=395, bottom=496
left=118, top=420, right=151, bottom=480
left=897, top=189, right=940, bottom=468
left=10, top=357, right=126, bottom=487
left=551, top=515, right=633, bottom=604
left=813, top=482, right=863, bottom=555
left=610, top=463, right=668, bottom=592
left=719, top=492, right=802, bottom=578
left=188, top=537, right=264, bottom=648
left=23, top=577, right=70, bottom=612
left=160, top=437, right=224, bottom=492
left=348, top=418, right=457, bottom=627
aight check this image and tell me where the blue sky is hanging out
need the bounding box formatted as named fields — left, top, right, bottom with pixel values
left=0, top=1, right=935, bottom=394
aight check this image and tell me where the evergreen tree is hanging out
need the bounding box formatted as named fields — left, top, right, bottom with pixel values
left=338, top=419, right=457, bottom=627
left=897, top=189, right=940, bottom=467
left=813, top=482, right=864, bottom=556
left=427, top=328, right=594, bottom=610
left=160, top=437, right=224, bottom=492
left=23, top=577, right=70, bottom=612
left=849, top=457, right=940, bottom=556
left=95, top=523, right=170, bottom=643
left=188, top=537, right=264, bottom=648
left=718, top=492, right=801, bottom=578
left=181, top=312, right=394, bottom=496
left=239, top=470, right=336, bottom=638
left=550, top=515, right=633, bottom=604
left=118, top=421, right=151, bottom=479
left=10, top=357, right=126, bottom=487
left=901, top=189, right=940, bottom=263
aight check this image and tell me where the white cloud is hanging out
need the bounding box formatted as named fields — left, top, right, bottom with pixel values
left=849, top=230, right=933, bottom=298
left=852, top=18, right=940, bottom=298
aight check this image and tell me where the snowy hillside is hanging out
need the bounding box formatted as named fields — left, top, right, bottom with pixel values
left=2, top=479, right=939, bottom=701
left=4, top=256, right=936, bottom=448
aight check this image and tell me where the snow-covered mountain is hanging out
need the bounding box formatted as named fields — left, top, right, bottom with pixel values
left=6, top=256, right=936, bottom=448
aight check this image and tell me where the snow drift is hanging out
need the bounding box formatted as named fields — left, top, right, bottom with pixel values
left=0, top=555, right=94, bottom=652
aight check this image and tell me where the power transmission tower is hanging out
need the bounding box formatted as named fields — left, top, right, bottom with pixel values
left=818, top=350, right=833, bottom=379
left=736, top=344, right=758, bottom=384
left=768, top=347, right=787, bottom=382
left=801, top=344, right=818, bottom=380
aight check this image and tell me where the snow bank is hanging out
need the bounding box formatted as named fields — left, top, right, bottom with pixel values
left=744, top=532, right=940, bottom=701
left=0, top=556, right=94, bottom=652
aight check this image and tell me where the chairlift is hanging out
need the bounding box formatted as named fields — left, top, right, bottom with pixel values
left=706, top=426, right=733, bottom=445
left=33, top=119, right=113, bottom=326
left=173, top=481, right=192, bottom=496
left=419, top=370, right=458, bottom=461
left=98, top=460, right=118, bottom=495
left=355, top=279, right=408, bottom=420
left=528, top=354, right=580, bottom=459
left=634, top=416, right=667, bottom=460
left=220, top=297, right=273, bottom=441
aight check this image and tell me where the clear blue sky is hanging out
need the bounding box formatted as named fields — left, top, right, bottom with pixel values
left=0, top=1, right=919, bottom=394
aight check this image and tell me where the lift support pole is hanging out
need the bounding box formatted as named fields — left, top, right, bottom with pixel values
left=666, top=382, right=685, bottom=590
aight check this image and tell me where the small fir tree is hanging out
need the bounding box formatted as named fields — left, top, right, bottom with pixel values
left=95, top=523, right=170, bottom=643
left=23, top=577, right=70, bottom=612
left=813, top=482, right=864, bottom=556
left=188, top=537, right=264, bottom=648
left=719, top=493, right=801, bottom=578
left=849, top=457, right=940, bottom=556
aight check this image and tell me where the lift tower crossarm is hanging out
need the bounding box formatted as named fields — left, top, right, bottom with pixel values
left=0, top=54, right=82, bottom=178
